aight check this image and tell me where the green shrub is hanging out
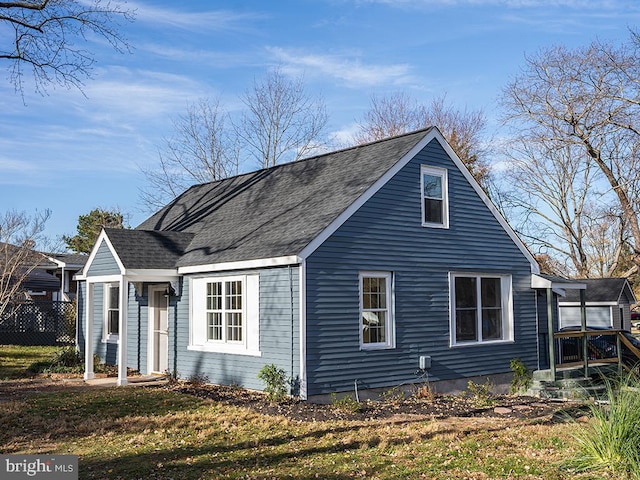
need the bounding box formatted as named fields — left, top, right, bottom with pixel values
left=466, top=379, right=495, bottom=408
left=257, top=364, right=288, bottom=402
left=569, top=373, right=640, bottom=478
left=380, top=386, right=405, bottom=404
left=27, top=346, right=83, bottom=374
left=330, top=392, right=361, bottom=413
left=509, top=358, right=532, bottom=394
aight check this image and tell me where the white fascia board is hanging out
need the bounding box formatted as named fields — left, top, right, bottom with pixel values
left=75, top=229, right=125, bottom=280
left=178, top=255, right=300, bottom=275
left=44, top=256, right=65, bottom=268
left=85, top=274, right=122, bottom=284
left=297, top=128, right=540, bottom=274
left=559, top=301, right=618, bottom=307
left=621, top=280, right=637, bottom=304
left=125, top=269, right=179, bottom=279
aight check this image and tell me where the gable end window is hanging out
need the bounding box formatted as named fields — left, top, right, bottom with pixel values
left=421, top=166, right=448, bottom=228
left=450, top=273, right=513, bottom=346
left=359, top=272, right=395, bottom=350
left=190, top=274, right=260, bottom=356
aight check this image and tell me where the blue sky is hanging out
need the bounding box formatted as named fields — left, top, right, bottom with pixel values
left=1, top=0, right=638, bottom=248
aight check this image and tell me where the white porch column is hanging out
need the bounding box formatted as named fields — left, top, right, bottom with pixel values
left=117, top=277, right=129, bottom=386
left=84, top=282, right=95, bottom=380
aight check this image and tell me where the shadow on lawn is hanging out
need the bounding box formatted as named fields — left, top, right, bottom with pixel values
left=79, top=417, right=514, bottom=479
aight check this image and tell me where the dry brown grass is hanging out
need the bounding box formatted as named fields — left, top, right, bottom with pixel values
left=0, top=382, right=615, bottom=479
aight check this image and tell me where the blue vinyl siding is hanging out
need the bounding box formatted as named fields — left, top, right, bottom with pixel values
left=86, top=240, right=121, bottom=276
left=173, top=266, right=300, bottom=393
left=305, top=139, right=537, bottom=395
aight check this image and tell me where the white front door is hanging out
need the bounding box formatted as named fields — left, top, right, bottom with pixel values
left=149, top=287, right=169, bottom=373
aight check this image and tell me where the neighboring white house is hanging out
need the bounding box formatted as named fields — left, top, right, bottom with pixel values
left=558, top=278, right=636, bottom=330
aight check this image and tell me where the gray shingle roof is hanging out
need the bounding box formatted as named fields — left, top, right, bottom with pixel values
left=563, top=278, right=635, bottom=304
left=136, top=128, right=433, bottom=267
left=104, top=228, right=195, bottom=269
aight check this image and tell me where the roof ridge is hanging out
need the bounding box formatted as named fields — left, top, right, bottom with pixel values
left=181, top=127, right=434, bottom=192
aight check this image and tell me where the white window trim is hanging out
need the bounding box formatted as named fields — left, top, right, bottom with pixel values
left=421, top=165, right=449, bottom=229
left=449, top=273, right=513, bottom=347
left=359, top=271, right=395, bottom=350
left=102, top=283, right=119, bottom=343
left=189, top=274, right=261, bottom=357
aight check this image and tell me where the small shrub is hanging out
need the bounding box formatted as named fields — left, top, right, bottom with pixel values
left=413, top=383, right=434, bottom=402
left=466, top=379, right=495, bottom=408
left=509, top=358, right=532, bottom=394
left=330, top=392, right=361, bottom=413
left=569, top=373, right=640, bottom=478
left=186, top=372, right=209, bottom=386
left=257, top=364, right=288, bottom=402
left=380, top=386, right=405, bottom=404
left=51, top=346, right=82, bottom=367
left=27, top=346, right=83, bottom=374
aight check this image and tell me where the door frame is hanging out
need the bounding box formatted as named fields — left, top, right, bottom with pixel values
left=147, top=285, right=169, bottom=374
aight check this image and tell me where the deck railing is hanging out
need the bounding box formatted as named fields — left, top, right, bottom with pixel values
left=554, top=329, right=640, bottom=375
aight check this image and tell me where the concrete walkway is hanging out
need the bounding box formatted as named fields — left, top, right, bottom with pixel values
left=84, top=375, right=168, bottom=387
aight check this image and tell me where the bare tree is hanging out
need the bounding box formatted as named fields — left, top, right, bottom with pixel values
left=354, top=92, right=490, bottom=187
left=353, top=91, right=425, bottom=143
left=0, top=0, right=134, bottom=95
left=237, top=68, right=328, bottom=169
left=140, top=98, right=240, bottom=210
left=501, top=36, right=640, bottom=274
left=500, top=137, right=608, bottom=277
left=0, top=209, right=50, bottom=318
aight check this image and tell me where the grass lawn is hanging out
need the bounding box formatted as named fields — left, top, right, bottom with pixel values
left=0, top=344, right=58, bottom=379
left=0, top=382, right=614, bottom=480
left=0, top=346, right=615, bottom=479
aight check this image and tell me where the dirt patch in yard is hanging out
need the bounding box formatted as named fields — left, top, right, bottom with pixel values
left=0, top=377, right=587, bottom=424
left=168, top=382, right=587, bottom=423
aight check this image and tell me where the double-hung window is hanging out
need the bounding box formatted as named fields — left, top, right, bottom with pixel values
left=360, top=272, right=395, bottom=349
left=450, top=273, right=513, bottom=345
left=190, top=274, right=260, bottom=356
left=206, top=279, right=243, bottom=343
left=104, top=283, right=119, bottom=340
left=421, top=166, right=448, bottom=228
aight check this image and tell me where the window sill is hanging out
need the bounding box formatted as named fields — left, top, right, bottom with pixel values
left=360, top=344, right=395, bottom=351
left=422, top=222, right=449, bottom=229
left=188, top=344, right=262, bottom=357
left=101, top=335, right=119, bottom=344
left=450, top=339, right=514, bottom=348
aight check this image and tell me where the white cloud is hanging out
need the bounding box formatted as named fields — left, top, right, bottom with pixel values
left=267, top=47, right=415, bottom=88
left=129, top=2, right=265, bottom=30
left=360, top=0, right=627, bottom=7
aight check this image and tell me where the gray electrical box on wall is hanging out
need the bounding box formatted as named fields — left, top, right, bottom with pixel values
left=419, top=355, right=431, bottom=369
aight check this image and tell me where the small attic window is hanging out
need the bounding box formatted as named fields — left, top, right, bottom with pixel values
left=421, top=165, right=449, bottom=228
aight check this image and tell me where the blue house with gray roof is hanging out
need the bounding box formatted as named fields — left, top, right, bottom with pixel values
left=77, top=127, right=547, bottom=400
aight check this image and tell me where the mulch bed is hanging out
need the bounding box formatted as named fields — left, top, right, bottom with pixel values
left=0, top=376, right=588, bottom=423
left=167, top=382, right=587, bottom=423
